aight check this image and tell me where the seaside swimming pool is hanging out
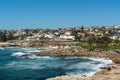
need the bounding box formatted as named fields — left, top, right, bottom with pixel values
left=0, top=47, right=113, bottom=80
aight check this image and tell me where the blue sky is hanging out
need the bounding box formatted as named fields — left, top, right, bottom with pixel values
left=0, top=0, right=120, bottom=30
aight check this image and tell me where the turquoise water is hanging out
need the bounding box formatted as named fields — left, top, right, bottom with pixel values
left=0, top=47, right=112, bottom=80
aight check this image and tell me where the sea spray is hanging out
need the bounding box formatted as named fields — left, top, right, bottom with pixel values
left=0, top=47, right=113, bottom=80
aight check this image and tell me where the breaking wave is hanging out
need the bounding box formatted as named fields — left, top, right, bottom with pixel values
left=11, top=51, right=53, bottom=59
left=0, top=47, right=114, bottom=79
left=11, top=52, right=30, bottom=57
left=63, top=57, right=113, bottom=76
left=0, top=47, right=4, bottom=50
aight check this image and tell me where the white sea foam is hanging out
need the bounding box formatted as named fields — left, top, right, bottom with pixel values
left=7, top=61, right=24, bottom=66
left=11, top=52, right=30, bottom=57
left=26, top=50, right=42, bottom=52
left=6, top=61, right=45, bottom=69
left=64, top=57, right=113, bottom=77
left=21, top=48, right=51, bottom=53
left=11, top=51, right=53, bottom=60
left=33, top=56, right=54, bottom=60
left=26, top=55, right=52, bottom=59
left=66, top=71, right=96, bottom=77
left=65, top=57, right=79, bottom=59
left=9, top=49, right=113, bottom=77
left=83, top=57, right=113, bottom=65
left=0, top=47, right=4, bottom=50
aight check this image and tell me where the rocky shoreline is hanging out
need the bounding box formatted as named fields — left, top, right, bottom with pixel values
left=35, top=49, right=120, bottom=64
left=34, top=49, right=120, bottom=80
left=47, top=64, right=120, bottom=80
left=1, top=42, right=120, bottom=80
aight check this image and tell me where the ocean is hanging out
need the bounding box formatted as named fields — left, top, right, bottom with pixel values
left=0, top=47, right=113, bottom=80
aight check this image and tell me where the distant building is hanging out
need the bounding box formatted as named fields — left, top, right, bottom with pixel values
left=45, top=33, right=55, bottom=39
left=110, top=32, right=120, bottom=40
left=60, top=35, right=75, bottom=40
left=26, top=36, right=39, bottom=41
left=77, top=32, right=86, bottom=38
left=64, top=31, right=71, bottom=36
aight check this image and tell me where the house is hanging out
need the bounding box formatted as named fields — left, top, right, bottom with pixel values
left=64, top=31, right=71, bottom=36
left=88, top=31, right=103, bottom=37
left=77, top=32, right=86, bottom=38
left=45, top=33, right=55, bottom=39
left=60, top=35, right=75, bottom=40
left=96, top=32, right=104, bottom=37
left=54, top=32, right=60, bottom=36
left=26, top=36, right=40, bottom=41
left=110, top=32, right=120, bottom=40
left=114, top=26, right=120, bottom=29
left=59, top=31, right=75, bottom=40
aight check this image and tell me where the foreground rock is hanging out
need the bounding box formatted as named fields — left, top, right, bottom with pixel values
left=91, top=64, right=120, bottom=80
left=47, top=75, right=90, bottom=80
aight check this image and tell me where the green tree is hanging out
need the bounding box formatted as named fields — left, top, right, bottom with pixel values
left=0, top=32, right=7, bottom=42
left=7, top=33, right=14, bottom=40
left=81, top=25, right=84, bottom=32
left=88, top=36, right=96, bottom=44
left=71, top=30, right=81, bottom=41
left=96, top=36, right=112, bottom=44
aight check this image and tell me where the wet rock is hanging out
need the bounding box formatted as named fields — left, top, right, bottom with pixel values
left=107, top=67, right=111, bottom=71
left=100, top=66, right=108, bottom=69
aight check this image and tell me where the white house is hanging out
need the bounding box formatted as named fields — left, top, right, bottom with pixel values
left=110, top=32, right=120, bottom=40
left=114, top=26, right=120, bottom=29
left=26, top=36, right=38, bottom=41
left=64, top=31, right=71, bottom=36
left=45, top=33, right=55, bottom=39
left=60, top=35, right=75, bottom=40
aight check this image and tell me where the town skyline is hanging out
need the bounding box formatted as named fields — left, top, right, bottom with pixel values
left=0, top=25, right=120, bottom=30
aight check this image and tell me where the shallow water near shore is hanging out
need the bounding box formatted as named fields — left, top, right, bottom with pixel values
left=0, top=47, right=113, bottom=80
